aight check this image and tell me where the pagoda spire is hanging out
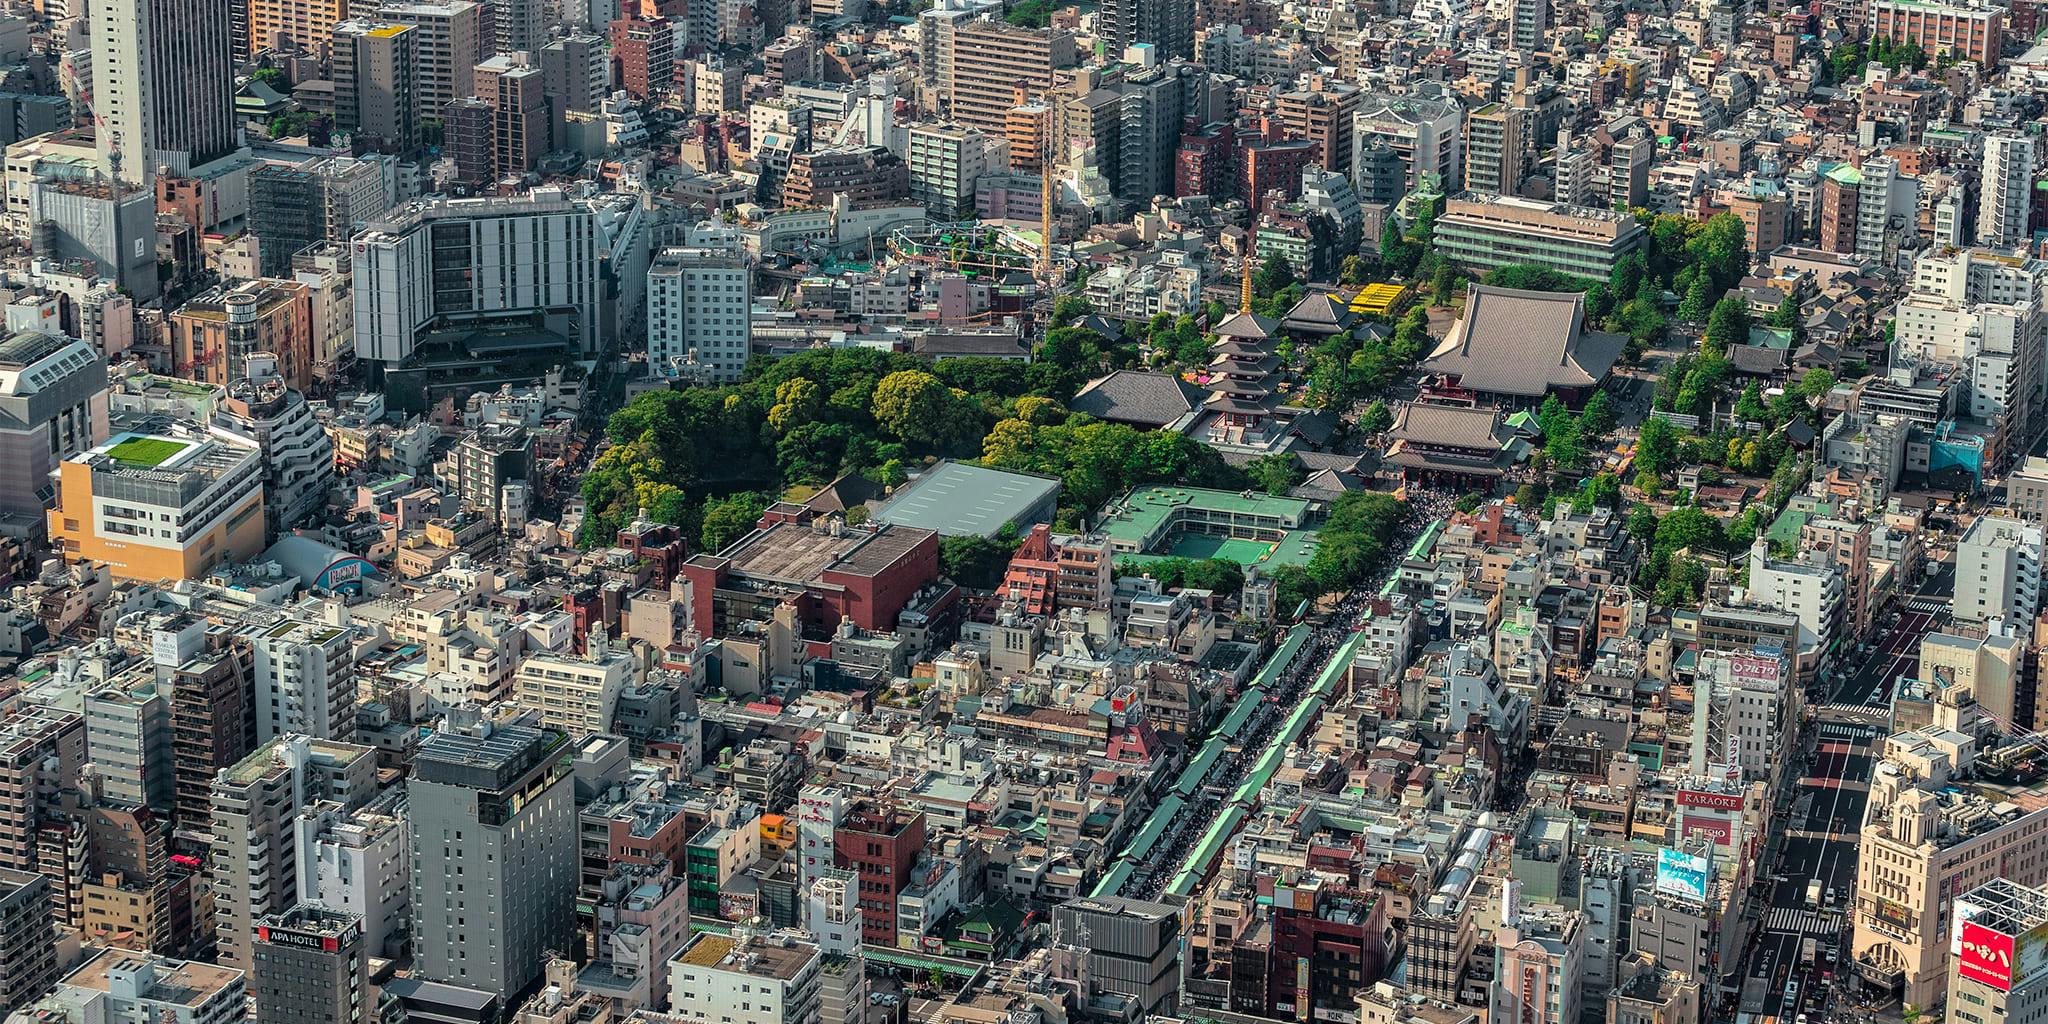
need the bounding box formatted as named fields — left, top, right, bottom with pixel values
left=1240, top=252, right=1254, bottom=313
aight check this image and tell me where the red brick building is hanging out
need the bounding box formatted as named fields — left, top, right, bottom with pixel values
left=1240, top=139, right=1315, bottom=217
left=609, top=16, right=674, bottom=99
left=1176, top=121, right=1238, bottom=199
left=833, top=801, right=926, bottom=947
left=678, top=507, right=944, bottom=639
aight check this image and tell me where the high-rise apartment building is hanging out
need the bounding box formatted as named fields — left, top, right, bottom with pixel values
left=647, top=236, right=752, bottom=383
left=1512, top=0, right=1551, bottom=50
left=252, top=620, right=360, bottom=744
left=1856, top=155, right=1917, bottom=261
left=408, top=714, right=575, bottom=1002
left=476, top=53, right=547, bottom=177
left=1098, top=0, right=1194, bottom=60
left=539, top=33, right=608, bottom=117
left=250, top=0, right=345, bottom=53
left=610, top=17, right=677, bottom=99
left=332, top=21, right=420, bottom=154
left=1893, top=247, right=2047, bottom=443
left=1277, top=80, right=1361, bottom=178
left=90, top=0, right=238, bottom=184
left=168, top=280, right=315, bottom=389
left=351, top=190, right=603, bottom=365
left=833, top=800, right=924, bottom=947
left=294, top=803, right=410, bottom=960
left=209, top=736, right=377, bottom=972
left=0, top=869, right=57, bottom=1015
left=1869, top=0, right=2002, bottom=67
left=907, top=123, right=999, bottom=220
left=1979, top=134, right=2036, bottom=248
left=250, top=904, right=365, bottom=1024
left=374, top=1, right=485, bottom=124
left=491, top=0, right=543, bottom=53
left=946, top=21, right=1075, bottom=137
left=82, top=679, right=174, bottom=813
left=1464, top=102, right=1528, bottom=196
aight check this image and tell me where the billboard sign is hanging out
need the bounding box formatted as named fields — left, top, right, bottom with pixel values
left=1655, top=848, right=1710, bottom=902
left=1959, top=921, right=2016, bottom=992
left=1677, top=789, right=1744, bottom=811
left=1680, top=813, right=1735, bottom=848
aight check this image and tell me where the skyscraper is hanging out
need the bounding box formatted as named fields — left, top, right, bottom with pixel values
left=1099, top=0, right=1194, bottom=61
left=408, top=713, right=575, bottom=1002
left=90, top=0, right=238, bottom=185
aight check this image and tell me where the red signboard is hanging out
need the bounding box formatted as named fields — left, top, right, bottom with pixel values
left=1681, top=812, right=1735, bottom=848
left=1960, top=922, right=2016, bottom=992
left=1678, top=789, right=1745, bottom=811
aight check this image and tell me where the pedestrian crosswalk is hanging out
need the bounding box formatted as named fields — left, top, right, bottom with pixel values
left=1819, top=702, right=1891, bottom=718
left=1765, top=906, right=1845, bottom=936
left=1904, top=597, right=1948, bottom=614
left=1817, top=721, right=1880, bottom=741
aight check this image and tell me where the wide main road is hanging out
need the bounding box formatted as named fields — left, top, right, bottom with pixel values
left=1751, top=715, right=1882, bottom=1019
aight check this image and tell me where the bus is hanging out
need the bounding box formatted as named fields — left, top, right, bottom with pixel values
left=1805, top=879, right=1823, bottom=906
left=1801, top=937, right=1818, bottom=968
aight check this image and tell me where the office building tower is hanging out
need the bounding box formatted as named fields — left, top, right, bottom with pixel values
left=26, top=181, right=160, bottom=303
left=647, top=237, right=752, bottom=383
left=250, top=904, right=365, bottom=1024
left=408, top=714, right=575, bottom=1003
left=0, top=870, right=57, bottom=1015
left=1099, top=0, right=1193, bottom=60
left=374, top=1, right=485, bottom=125
left=350, top=190, right=602, bottom=366
left=90, top=0, right=238, bottom=185
left=832, top=801, right=924, bottom=947
left=1979, top=134, right=2036, bottom=248
left=332, top=21, right=420, bottom=154
left=1052, top=897, right=1181, bottom=1017
left=0, top=331, right=107, bottom=519
left=946, top=21, right=1075, bottom=136
left=1432, top=194, right=1649, bottom=279
left=249, top=156, right=389, bottom=278
left=209, top=736, right=377, bottom=972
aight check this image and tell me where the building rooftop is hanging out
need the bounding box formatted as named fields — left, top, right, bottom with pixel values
left=60, top=950, right=241, bottom=1008
left=873, top=461, right=1058, bottom=538
left=674, top=933, right=816, bottom=981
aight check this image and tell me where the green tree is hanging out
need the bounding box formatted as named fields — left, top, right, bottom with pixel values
left=1360, top=399, right=1394, bottom=434
left=1431, top=261, right=1458, bottom=302
left=1636, top=415, right=1680, bottom=478
left=1705, top=296, right=1751, bottom=353
left=767, top=377, right=822, bottom=434
left=1049, top=295, right=1093, bottom=329
left=700, top=493, right=769, bottom=553
left=872, top=369, right=956, bottom=446
left=1677, top=273, right=1717, bottom=323
left=940, top=534, right=1020, bottom=588
left=1247, top=452, right=1306, bottom=495
left=1255, top=254, right=1297, bottom=296
left=1799, top=368, right=1838, bottom=400
left=1340, top=255, right=1372, bottom=285
left=1736, top=381, right=1767, bottom=424
left=1579, top=391, right=1617, bottom=437
left=1769, top=292, right=1804, bottom=341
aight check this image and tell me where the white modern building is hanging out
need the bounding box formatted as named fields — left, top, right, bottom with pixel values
left=1956, top=515, right=2043, bottom=627
left=31, top=950, right=245, bottom=1024
left=512, top=632, right=640, bottom=739
left=1978, top=134, right=2036, bottom=249
left=669, top=929, right=823, bottom=1024
left=252, top=620, right=361, bottom=745
left=295, top=804, right=411, bottom=960
left=1894, top=248, right=2046, bottom=440
left=647, top=225, right=752, bottom=383
left=351, top=190, right=603, bottom=366
left=209, top=354, right=334, bottom=538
